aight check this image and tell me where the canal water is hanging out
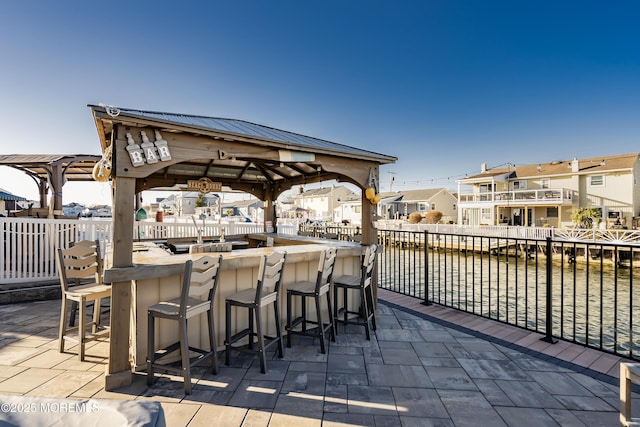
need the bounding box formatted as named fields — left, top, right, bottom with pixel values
left=378, top=246, right=640, bottom=357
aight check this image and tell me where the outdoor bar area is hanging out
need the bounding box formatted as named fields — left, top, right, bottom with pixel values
left=89, top=104, right=397, bottom=390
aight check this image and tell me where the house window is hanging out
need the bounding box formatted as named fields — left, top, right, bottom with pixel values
left=590, top=175, right=604, bottom=186
left=479, top=184, right=495, bottom=193
left=431, top=203, right=436, bottom=210
left=513, top=180, right=527, bottom=190
left=541, top=179, right=550, bottom=189
left=546, top=207, right=558, bottom=218
left=354, top=206, right=361, bottom=213
left=418, top=203, right=428, bottom=211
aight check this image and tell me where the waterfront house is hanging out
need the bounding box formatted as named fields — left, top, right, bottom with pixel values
left=378, top=188, right=458, bottom=222
left=456, top=152, right=640, bottom=227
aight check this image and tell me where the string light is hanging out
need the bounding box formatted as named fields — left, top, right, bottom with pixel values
left=383, top=162, right=517, bottom=190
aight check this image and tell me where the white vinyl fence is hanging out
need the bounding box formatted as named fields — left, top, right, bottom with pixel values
left=0, top=217, right=297, bottom=284
left=5, top=217, right=640, bottom=285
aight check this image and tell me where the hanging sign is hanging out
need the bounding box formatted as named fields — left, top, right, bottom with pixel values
left=126, top=130, right=172, bottom=167
left=188, top=177, right=222, bottom=194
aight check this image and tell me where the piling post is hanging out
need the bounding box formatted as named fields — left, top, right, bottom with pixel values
left=541, top=236, right=558, bottom=343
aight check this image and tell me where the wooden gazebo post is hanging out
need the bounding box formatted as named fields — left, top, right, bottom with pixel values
left=263, top=186, right=276, bottom=232
left=105, top=176, right=136, bottom=390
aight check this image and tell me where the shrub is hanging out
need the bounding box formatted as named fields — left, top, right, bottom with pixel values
left=408, top=212, right=423, bottom=224
left=424, top=210, right=443, bottom=224
left=571, top=207, right=601, bottom=228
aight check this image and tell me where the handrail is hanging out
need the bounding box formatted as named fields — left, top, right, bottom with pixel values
left=458, top=188, right=572, bottom=204
left=377, top=227, right=640, bottom=362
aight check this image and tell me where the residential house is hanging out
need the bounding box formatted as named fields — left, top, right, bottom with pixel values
left=333, top=188, right=458, bottom=224
left=333, top=192, right=363, bottom=225
left=0, top=189, right=27, bottom=216
left=62, top=202, right=86, bottom=217
left=223, top=198, right=264, bottom=222
left=376, top=188, right=458, bottom=223
left=456, top=152, right=640, bottom=228
left=166, top=192, right=219, bottom=216
left=295, top=186, right=358, bottom=221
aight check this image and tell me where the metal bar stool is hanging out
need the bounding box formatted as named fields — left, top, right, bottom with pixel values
left=286, top=248, right=337, bottom=353
left=225, top=251, right=287, bottom=373
left=333, top=243, right=378, bottom=339
left=56, top=240, right=111, bottom=361
left=147, top=255, right=222, bottom=394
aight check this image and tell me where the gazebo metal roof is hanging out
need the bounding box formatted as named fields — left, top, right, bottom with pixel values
left=89, top=104, right=396, bottom=196
left=90, top=105, right=394, bottom=163
left=0, top=154, right=102, bottom=182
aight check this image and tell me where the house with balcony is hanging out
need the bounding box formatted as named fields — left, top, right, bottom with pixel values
left=456, top=152, right=640, bottom=228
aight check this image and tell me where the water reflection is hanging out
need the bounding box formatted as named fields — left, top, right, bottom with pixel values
left=378, top=246, right=640, bottom=356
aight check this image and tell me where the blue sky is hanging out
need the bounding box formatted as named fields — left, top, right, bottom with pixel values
left=1, top=1, right=638, bottom=205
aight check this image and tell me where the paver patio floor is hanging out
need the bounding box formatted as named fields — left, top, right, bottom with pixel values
left=0, top=290, right=637, bottom=426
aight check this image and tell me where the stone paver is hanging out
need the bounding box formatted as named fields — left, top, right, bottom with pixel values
left=0, top=294, right=638, bottom=426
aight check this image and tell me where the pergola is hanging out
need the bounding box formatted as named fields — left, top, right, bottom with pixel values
left=0, top=154, right=102, bottom=216
left=89, top=104, right=396, bottom=388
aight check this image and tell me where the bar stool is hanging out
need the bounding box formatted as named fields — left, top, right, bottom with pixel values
left=147, top=255, right=222, bottom=394
left=333, top=244, right=378, bottom=339
left=286, top=248, right=337, bottom=353
left=225, top=251, right=287, bottom=373
left=56, top=240, right=111, bottom=361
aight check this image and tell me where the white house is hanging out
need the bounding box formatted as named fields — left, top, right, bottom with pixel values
left=226, top=198, right=264, bottom=222
left=294, top=186, right=358, bottom=221
left=161, top=192, right=219, bottom=216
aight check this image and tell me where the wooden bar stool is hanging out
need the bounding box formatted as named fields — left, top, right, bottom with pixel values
left=56, top=240, right=111, bottom=361
left=333, top=244, right=378, bottom=339
left=225, top=251, right=287, bottom=373
left=286, top=248, right=337, bottom=353
left=147, top=255, right=222, bottom=394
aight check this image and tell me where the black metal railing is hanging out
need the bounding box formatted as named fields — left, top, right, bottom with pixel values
left=377, top=228, right=640, bottom=360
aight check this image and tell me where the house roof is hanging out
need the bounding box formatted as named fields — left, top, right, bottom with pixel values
left=0, top=191, right=27, bottom=202
left=395, top=188, right=445, bottom=201
left=299, top=187, right=333, bottom=197
left=229, top=199, right=264, bottom=209
left=460, top=152, right=640, bottom=182
left=299, top=185, right=355, bottom=198
left=378, top=188, right=447, bottom=202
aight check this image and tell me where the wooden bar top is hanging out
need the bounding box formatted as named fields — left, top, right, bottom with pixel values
left=103, top=233, right=364, bottom=284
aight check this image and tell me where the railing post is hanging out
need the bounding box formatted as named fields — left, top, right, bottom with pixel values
left=541, top=236, right=558, bottom=343
left=421, top=230, right=431, bottom=306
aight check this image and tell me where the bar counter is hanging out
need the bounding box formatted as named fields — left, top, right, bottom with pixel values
left=103, top=234, right=365, bottom=372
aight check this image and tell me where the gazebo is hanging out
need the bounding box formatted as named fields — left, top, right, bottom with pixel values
left=0, top=154, right=102, bottom=217
left=89, top=104, right=397, bottom=389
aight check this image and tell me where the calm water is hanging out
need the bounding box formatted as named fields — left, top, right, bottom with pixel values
left=378, top=246, right=640, bottom=357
